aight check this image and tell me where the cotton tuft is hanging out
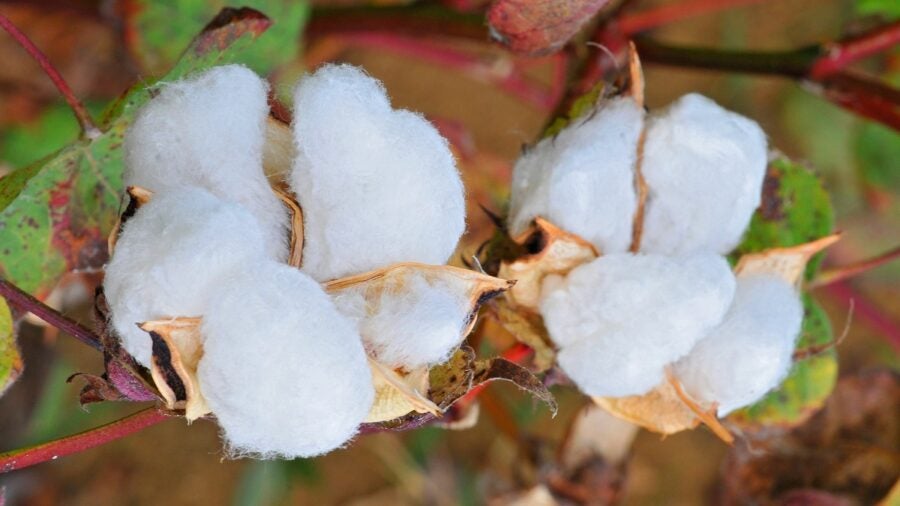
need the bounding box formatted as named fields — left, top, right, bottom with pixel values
left=198, top=261, right=374, bottom=459
left=674, top=274, right=803, bottom=416
left=331, top=273, right=473, bottom=369
left=540, top=253, right=736, bottom=397
left=639, top=93, right=768, bottom=255
left=124, top=64, right=289, bottom=260
left=508, top=97, right=644, bottom=253
left=290, top=64, right=466, bottom=281
left=103, top=187, right=267, bottom=367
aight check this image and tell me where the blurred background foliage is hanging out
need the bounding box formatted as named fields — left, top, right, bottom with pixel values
left=0, top=0, right=897, bottom=504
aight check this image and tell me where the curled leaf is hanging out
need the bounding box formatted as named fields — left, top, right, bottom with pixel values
left=735, top=234, right=841, bottom=287
left=366, top=359, right=440, bottom=423
left=107, top=186, right=153, bottom=256
left=142, top=317, right=210, bottom=421
left=499, top=217, right=598, bottom=311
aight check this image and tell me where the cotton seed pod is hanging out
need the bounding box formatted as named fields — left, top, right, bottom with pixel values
left=508, top=97, right=644, bottom=254
left=291, top=64, right=465, bottom=282
left=124, top=64, right=289, bottom=260
left=639, top=93, right=768, bottom=255
left=673, top=273, right=804, bottom=416
left=540, top=253, right=736, bottom=397
left=140, top=317, right=209, bottom=421
left=498, top=216, right=598, bottom=311
left=326, top=263, right=514, bottom=370
left=103, top=187, right=268, bottom=367
left=198, top=261, right=374, bottom=459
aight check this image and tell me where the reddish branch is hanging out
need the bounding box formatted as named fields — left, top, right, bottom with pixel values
left=0, top=13, right=100, bottom=138
left=0, top=278, right=102, bottom=351
left=0, top=407, right=170, bottom=473
left=809, top=245, right=900, bottom=289
left=617, top=0, right=770, bottom=35
left=810, top=21, right=900, bottom=79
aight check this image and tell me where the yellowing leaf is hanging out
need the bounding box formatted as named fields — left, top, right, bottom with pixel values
left=142, top=317, right=210, bottom=421
left=0, top=297, right=22, bottom=397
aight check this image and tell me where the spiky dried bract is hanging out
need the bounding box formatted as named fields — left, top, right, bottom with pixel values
left=541, top=253, right=736, bottom=397
left=291, top=64, right=465, bottom=281
left=198, top=262, right=374, bottom=459
left=124, top=64, right=288, bottom=260
left=640, top=93, right=767, bottom=255
left=104, top=187, right=267, bottom=367
left=674, top=274, right=803, bottom=416
left=508, top=97, right=643, bottom=254
left=328, top=264, right=512, bottom=369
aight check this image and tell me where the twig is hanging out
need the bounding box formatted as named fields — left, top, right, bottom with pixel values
left=809, top=21, right=900, bottom=79
left=808, top=244, right=900, bottom=289
left=0, top=13, right=100, bottom=139
left=618, top=0, right=770, bottom=35
left=0, top=278, right=102, bottom=351
left=0, top=407, right=170, bottom=473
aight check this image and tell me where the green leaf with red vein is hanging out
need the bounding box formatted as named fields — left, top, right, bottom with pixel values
left=487, top=0, right=611, bottom=56
left=0, top=297, right=22, bottom=397
left=0, top=8, right=272, bottom=299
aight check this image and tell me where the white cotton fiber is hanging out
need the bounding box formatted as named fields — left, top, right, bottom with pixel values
left=198, top=261, right=374, bottom=458
left=508, top=97, right=644, bottom=254
left=640, top=93, right=767, bottom=255
left=331, top=272, right=472, bottom=369
left=540, top=253, right=735, bottom=397
left=103, top=187, right=267, bottom=367
left=124, top=64, right=288, bottom=260
left=290, top=64, right=466, bottom=281
left=674, top=273, right=803, bottom=416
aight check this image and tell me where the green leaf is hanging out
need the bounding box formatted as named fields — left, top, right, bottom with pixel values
left=729, top=296, right=838, bottom=427
left=855, top=122, right=900, bottom=192
left=0, top=296, right=22, bottom=397
left=0, top=8, right=273, bottom=298
left=0, top=103, right=103, bottom=170
left=857, top=0, right=900, bottom=19
left=122, top=0, right=309, bottom=77
left=542, top=82, right=605, bottom=138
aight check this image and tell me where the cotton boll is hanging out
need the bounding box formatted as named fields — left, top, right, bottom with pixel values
left=103, top=187, right=267, bottom=367
left=640, top=93, right=767, bottom=255
left=540, top=253, right=736, bottom=397
left=124, top=64, right=288, bottom=260
left=198, top=261, right=374, bottom=458
left=508, top=97, right=644, bottom=254
left=290, top=64, right=465, bottom=281
left=674, top=274, right=803, bottom=416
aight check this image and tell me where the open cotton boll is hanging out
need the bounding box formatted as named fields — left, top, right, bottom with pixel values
left=674, top=274, right=803, bottom=416
left=124, top=64, right=288, bottom=260
left=508, top=97, right=643, bottom=254
left=198, top=261, right=374, bottom=458
left=540, top=253, right=736, bottom=397
left=640, top=93, right=767, bottom=255
left=103, top=187, right=267, bottom=367
left=290, top=64, right=465, bottom=281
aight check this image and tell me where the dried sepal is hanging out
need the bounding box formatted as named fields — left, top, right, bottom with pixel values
left=141, top=317, right=210, bottom=421
left=366, top=358, right=440, bottom=423
left=262, top=116, right=295, bottom=183
left=107, top=186, right=153, bottom=255
left=734, top=234, right=840, bottom=287
left=489, top=297, right=556, bottom=372
left=272, top=186, right=304, bottom=268
left=627, top=41, right=645, bottom=109
left=499, top=217, right=598, bottom=311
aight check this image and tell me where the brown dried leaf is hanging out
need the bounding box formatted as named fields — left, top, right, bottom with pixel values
left=735, top=234, right=840, bottom=287
left=472, top=356, right=557, bottom=414
left=142, top=317, right=209, bottom=421
left=107, top=186, right=153, bottom=255
left=499, top=217, right=597, bottom=311
left=366, top=358, right=440, bottom=423
left=263, top=116, right=295, bottom=183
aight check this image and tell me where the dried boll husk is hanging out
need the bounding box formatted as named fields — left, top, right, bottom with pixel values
left=541, top=252, right=736, bottom=398
left=198, top=261, right=374, bottom=459
left=290, top=64, right=465, bottom=282
left=103, top=187, right=268, bottom=367
left=140, top=317, right=209, bottom=421
left=107, top=185, right=153, bottom=254
left=123, top=64, right=289, bottom=260
left=507, top=97, right=644, bottom=255
left=366, top=359, right=439, bottom=423
left=326, top=263, right=514, bottom=370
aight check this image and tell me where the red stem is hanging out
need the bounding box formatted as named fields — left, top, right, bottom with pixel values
left=0, top=13, right=100, bottom=138
left=618, top=0, right=770, bottom=35
left=0, top=407, right=169, bottom=473
left=809, top=21, right=900, bottom=80
left=809, top=244, right=900, bottom=289
left=0, top=278, right=102, bottom=351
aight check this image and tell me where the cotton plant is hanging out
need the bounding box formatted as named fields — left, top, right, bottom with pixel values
left=496, top=73, right=838, bottom=439
left=102, top=64, right=515, bottom=458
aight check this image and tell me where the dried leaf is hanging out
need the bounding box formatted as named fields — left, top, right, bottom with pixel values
left=107, top=186, right=153, bottom=255
left=0, top=297, right=22, bottom=397
left=263, top=117, right=295, bottom=182
left=366, top=359, right=440, bottom=423
left=487, top=0, right=612, bottom=56
left=472, top=356, right=558, bottom=414
left=490, top=297, right=556, bottom=372
left=142, top=317, right=210, bottom=421
left=735, top=234, right=841, bottom=287
left=499, top=217, right=597, bottom=311
left=68, top=372, right=126, bottom=405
